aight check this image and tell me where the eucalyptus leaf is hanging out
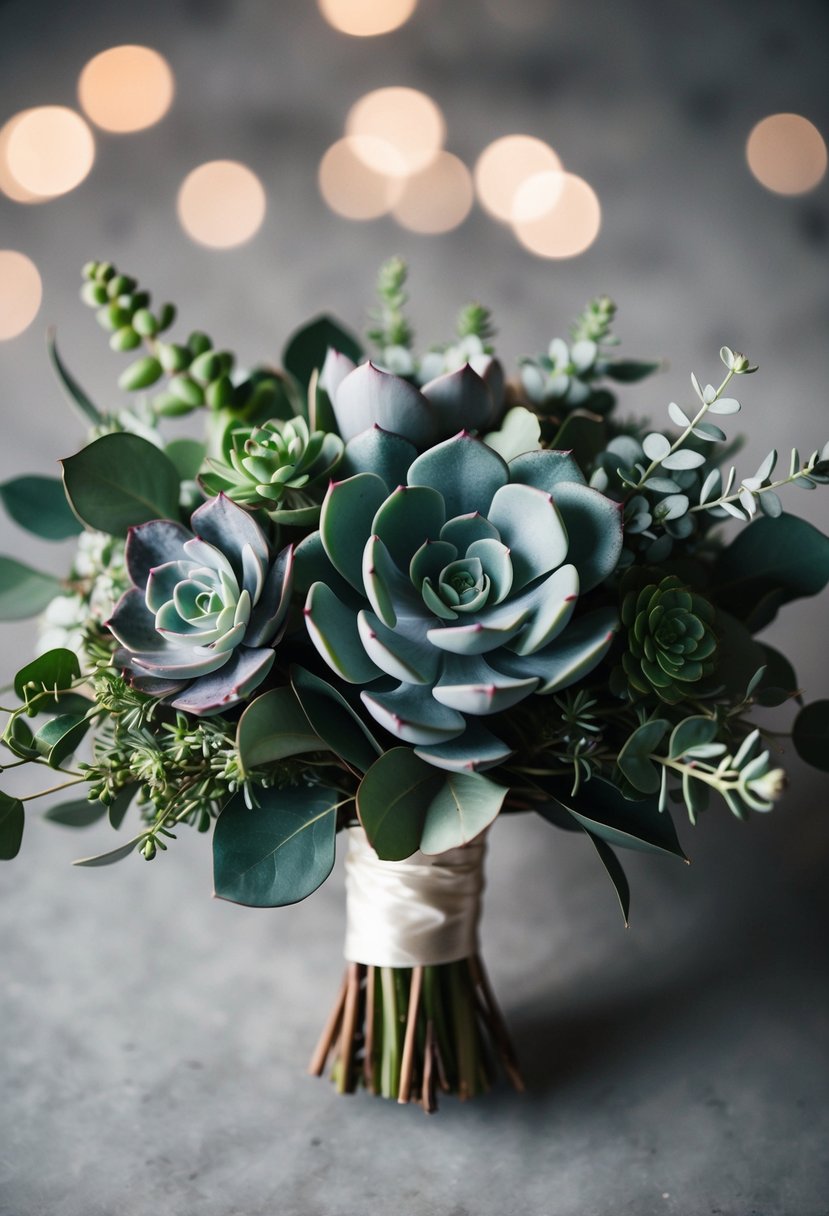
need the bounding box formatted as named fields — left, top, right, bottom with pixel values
left=669, top=715, right=718, bottom=760
left=237, top=687, right=322, bottom=773
left=0, top=557, right=62, bottom=620
left=282, top=315, right=363, bottom=392
left=543, top=777, right=687, bottom=860
left=61, top=433, right=181, bottom=536
left=14, top=649, right=81, bottom=703
left=47, top=330, right=103, bottom=426
left=0, top=791, right=24, bottom=860
left=617, top=720, right=670, bottom=793
left=33, top=712, right=90, bottom=767
left=357, top=748, right=441, bottom=861
left=73, top=837, right=141, bottom=867
left=661, top=449, right=706, bottom=471
left=213, top=787, right=338, bottom=907
left=0, top=476, right=82, bottom=541
left=711, top=516, right=829, bottom=631
left=792, top=700, right=829, bottom=772
left=420, top=770, right=507, bottom=855
left=291, top=666, right=381, bottom=773
left=584, top=831, right=630, bottom=925
left=165, top=438, right=207, bottom=482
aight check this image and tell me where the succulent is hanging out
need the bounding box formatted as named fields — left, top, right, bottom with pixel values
left=320, top=350, right=505, bottom=450
left=298, top=432, right=622, bottom=770
left=108, top=495, right=293, bottom=715
left=619, top=574, right=717, bottom=704
left=199, top=415, right=344, bottom=525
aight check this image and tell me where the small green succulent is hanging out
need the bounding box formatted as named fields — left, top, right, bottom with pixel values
left=297, top=432, right=622, bottom=770
left=200, top=416, right=344, bottom=525
left=619, top=574, right=717, bottom=704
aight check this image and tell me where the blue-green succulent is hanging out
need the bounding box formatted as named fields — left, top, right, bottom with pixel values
left=298, top=432, right=622, bottom=770
left=108, top=494, right=293, bottom=715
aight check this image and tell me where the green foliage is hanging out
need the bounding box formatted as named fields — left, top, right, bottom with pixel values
left=356, top=748, right=507, bottom=860
left=290, top=666, right=381, bottom=774
left=0, top=557, right=62, bottom=620
left=14, top=649, right=81, bottom=705
left=356, top=747, right=441, bottom=861
left=283, top=315, right=363, bottom=392
left=711, top=516, right=829, bottom=632
left=0, top=792, right=25, bottom=859
left=213, top=786, right=339, bottom=907
left=539, top=777, right=687, bottom=861
left=792, top=700, right=829, bottom=772
left=0, top=476, right=82, bottom=541
left=237, top=688, right=322, bottom=773
left=47, top=330, right=103, bottom=427
left=61, top=433, right=181, bottom=535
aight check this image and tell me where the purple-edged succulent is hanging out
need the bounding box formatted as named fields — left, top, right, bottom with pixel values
left=320, top=349, right=505, bottom=450
left=108, top=494, right=293, bottom=715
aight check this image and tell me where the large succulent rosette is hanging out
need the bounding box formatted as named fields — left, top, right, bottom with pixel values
left=298, top=430, right=623, bottom=770
left=108, top=494, right=293, bottom=714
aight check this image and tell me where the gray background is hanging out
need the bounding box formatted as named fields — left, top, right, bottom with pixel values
left=1, top=1, right=828, bottom=1213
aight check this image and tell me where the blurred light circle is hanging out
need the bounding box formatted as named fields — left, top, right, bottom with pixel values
left=319, top=137, right=405, bottom=220
left=78, top=45, right=174, bottom=133
left=474, top=134, right=561, bottom=222
left=0, top=112, right=46, bottom=203
left=0, top=251, right=42, bottom=340
left=5, top=106, right=94, bottom=199
left=513, top=172, right=601, bottom=258
left=392, top=151, right=473, bottom=234
left=318, top=0, right=417, bottom=36
left=746, top=113, right=827, bottom=195
left=177, top=160, right=266, bottom=249
left=511, top=169, right=565, bottom=222
left=346, top=87, right=445, bottom=177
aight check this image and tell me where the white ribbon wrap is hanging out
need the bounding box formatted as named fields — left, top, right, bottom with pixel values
left=343, top=827, right=486, bottom=968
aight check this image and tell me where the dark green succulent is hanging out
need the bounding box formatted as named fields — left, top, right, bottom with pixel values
left=620, top=574, right=717, bottom=704
left=200, top=416, right=343, bottom=526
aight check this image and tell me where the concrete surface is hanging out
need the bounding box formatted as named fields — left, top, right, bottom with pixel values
left=1, top=1, right=828, bottom=1213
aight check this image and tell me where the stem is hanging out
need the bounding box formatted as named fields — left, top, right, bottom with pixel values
left=690, top=462, right=819, bottom=513
left=631, top=368, right=735, bottom=491
left=21, top=776, right=87, bottom=802
left=379, top=967, right=399, bottom=1100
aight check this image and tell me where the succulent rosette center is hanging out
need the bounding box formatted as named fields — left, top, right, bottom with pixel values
left=200, top=415, right=343, bottom=526
left=297, top=432, right=623, bottom=771
left=108, top=494, right=294, bottom=715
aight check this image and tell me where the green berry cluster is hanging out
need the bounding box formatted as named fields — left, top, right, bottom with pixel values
left=80, top=261, right=236, bottom=417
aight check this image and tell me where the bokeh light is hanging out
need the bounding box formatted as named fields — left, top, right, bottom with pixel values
left=3, top=106, right=94, bottom=199
left=346, top=87, right=445, bottom=177
left=177, top=160, right=266, bottom=249
left=512, top=172, right=601, bottom=258
left=474, top=134, right=561, bottom=223
left=392, top=151, right=474, bottom=234
left=0, top=112, right=46, bottom=203
left=78, top=45, right=174, bottom=133
left=746, top=113, right=827, bottom=196
left=0, top=251, right=42, bottom=340
left=319, top=137, right=405, bottom=220
left=318, top=0, right=417, bottom=37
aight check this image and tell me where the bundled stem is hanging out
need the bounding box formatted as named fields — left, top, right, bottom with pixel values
left=308, top=956, right=524, bottom=1112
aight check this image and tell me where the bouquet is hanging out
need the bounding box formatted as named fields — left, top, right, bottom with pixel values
left=2, top=258, right=827, bottom=1112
